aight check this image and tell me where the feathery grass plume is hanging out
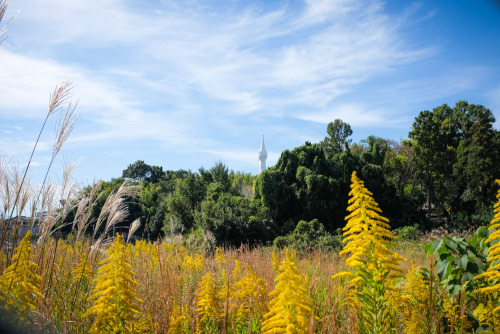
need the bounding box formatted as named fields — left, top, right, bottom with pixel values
left=261, top=249, right=315, bottom=334
left=0, top=231, right=42, bottom=326
left=83, top=234, right=142, bottom=333
left=127, top=218, right=141, bottom=243
left=74, top=179, right=103, bottom=240
left=0, top=81, right=75, bottom=252
left=332, top=171, right=406, bottom=333
left=474, top=180, right=500, bottom=327
left=0, top=0, right=19, bottom=45
left=196, top=271, right=223, bottom=333
left=42, top=158, right=80, bottom=237
left=93, top=180, right=138, bottom=240
left=34, top=98, right=80, bottom=221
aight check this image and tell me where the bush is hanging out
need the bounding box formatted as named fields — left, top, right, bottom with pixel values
left=394, top=224, right=421, bottom=240
left=272, top=219, right=342, bottom=251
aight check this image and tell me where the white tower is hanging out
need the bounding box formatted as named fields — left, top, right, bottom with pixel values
left=258, top=135, right=267, bottom=175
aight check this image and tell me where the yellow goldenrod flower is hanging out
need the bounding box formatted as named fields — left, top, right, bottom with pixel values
left=196, top=271, right=222, bottom=331
left=333, top=171, right=406, bottom=279
left=332, top=171, right=406, bottom=333
left=475, top=180, right=500, bottom=322
left=0, top=231, right=42, bottom=325
left=83, top=234, right=142, bottom=334
left=261, top=249, right=315, bottom=334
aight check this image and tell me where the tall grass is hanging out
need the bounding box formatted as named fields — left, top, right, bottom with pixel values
left=1, top=139, right=496, bottom=333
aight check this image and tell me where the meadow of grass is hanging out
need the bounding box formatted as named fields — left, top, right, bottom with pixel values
left=1, top=82, right=499, bottom=333
left=1, top=139, right=499, bottom=333
left=0, top=230, right=433, bottom=333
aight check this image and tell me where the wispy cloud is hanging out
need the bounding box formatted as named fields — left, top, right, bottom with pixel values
left=198, top=148, right=281, bottom=170
left=3, top=0, right=495, bottom=177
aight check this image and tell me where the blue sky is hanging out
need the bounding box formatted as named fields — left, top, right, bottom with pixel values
left=1, top=0, right=499, bottom=185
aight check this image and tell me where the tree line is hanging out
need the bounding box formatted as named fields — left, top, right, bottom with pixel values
left=63, top=101, right=500, bottom=247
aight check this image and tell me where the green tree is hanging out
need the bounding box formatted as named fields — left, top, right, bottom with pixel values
left=194, top=193, right=273, bottom=246
left=165, top=171, right=206, bottom=232
left=321, top=119, right=353, bottom=157
left=454, top=105, right=500, bottom=214
left=255, top=142, right=350, bottom=233
left=122, top=160, right=166, bottom=183
left=122, top=160, right=152, bottom=182
left=409, top=104, right=459, bottom=218
left=209, top=161, right=231, bottom=192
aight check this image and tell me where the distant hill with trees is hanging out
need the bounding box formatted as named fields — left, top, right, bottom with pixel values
left=69, top=101, right=500, bottom=247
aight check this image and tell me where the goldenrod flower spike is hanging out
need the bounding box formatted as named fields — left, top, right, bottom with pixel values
left=196, top=271, right=223, bottom=330
left=0, top=231, right=42, bottom=324
left=332, top=171, right=406, bottom=333
left=83, top=234, right=142, bottom=333
left=475, top=180, right=500, bottom=314
left=262, top=249, right=316, bottom=334
left=332, top=171, right=406, bottom=280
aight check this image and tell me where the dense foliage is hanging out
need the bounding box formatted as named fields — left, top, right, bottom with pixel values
left=75, top=101, right=499, bottom=247
left=2, top=171, right=500, bottom=333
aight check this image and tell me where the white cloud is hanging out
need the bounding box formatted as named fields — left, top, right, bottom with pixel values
left=295, top=103, right=406, bottom=127
left=3, top=0, right=474, bottom=178
left=198, top=148, right=280, bottom=170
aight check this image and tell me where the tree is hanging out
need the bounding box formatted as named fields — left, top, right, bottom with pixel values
left=321, top=119, right=353, bottom=157
left=165, top=172, right=206, bottom=232
left=122, top=160, right=166, bottom=183
left=194, top=193, right=273, bottom=246
left=454, top=106, right=500, bottom=213
left=409, top=104, right=459, bottom=218
left=122, top=160, right=152, bottom=182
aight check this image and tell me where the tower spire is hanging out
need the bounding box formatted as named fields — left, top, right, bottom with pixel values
left=258, top=135, right=267, bottom=175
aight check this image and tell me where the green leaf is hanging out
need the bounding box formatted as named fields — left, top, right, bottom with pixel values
left=447, top=281, right=461, bottom=297
left=446, top=239, right=458, bottom=252
left=462, top=271, right=474, bottom=282
left=424, top=241, right=434, bottom=256
left=470, top=234, right=479, bottom=248
left=432, top=239, right=443, bottom=254
left=437, top=259, right=450, bottom=281
left=460, top=254, right=469, bottom=271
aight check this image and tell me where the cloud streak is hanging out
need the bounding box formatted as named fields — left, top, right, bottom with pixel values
left=2, top=0, right=496, bottom=178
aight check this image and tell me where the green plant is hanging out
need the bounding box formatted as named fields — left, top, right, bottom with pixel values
left=425, top=225, right=490, bottom=331
left=394, top=224, right=421, bottom=240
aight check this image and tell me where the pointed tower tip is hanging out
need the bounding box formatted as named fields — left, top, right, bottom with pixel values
left=259, top=134, right=267, bottom=174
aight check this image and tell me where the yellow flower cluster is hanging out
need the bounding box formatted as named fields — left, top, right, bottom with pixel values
left=0, top=231, right=42, bottom=324
left=333, top=171, right=406, bottom=279
left=333, top=171, right=406, bottom=333
left=476, top=180, right=500, bottom=299
left=83, top=234, right=143, bottom=333
left=261, top=249, right=315, bottom=334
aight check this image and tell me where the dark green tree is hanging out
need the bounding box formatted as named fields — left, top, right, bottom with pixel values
left=122, top=160, right=153, bottom=182
left=194, top=193, right=273, bottom=246
left=165, top=171, right=206, bottom=231
left=454, top=105, right=500, bottom=213
left=122, top=160, right=166, bottom=183
left=409, top=104, right=459, bottom=218
left=255, top=142, right=351, bottom=233
left=321, top=119, right=353, bottom=157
